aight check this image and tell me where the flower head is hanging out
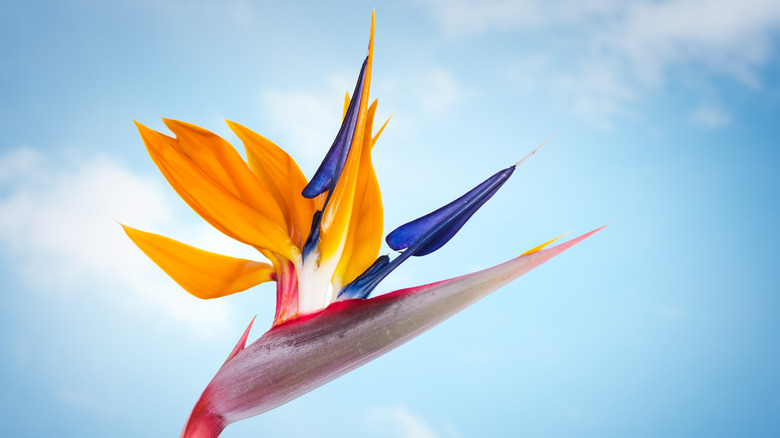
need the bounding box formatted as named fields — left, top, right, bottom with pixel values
left=124, top=12, right=603, bottom=438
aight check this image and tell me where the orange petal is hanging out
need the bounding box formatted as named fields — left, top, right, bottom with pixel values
left=161, top=119, right=288, bottom=233
left=135, top=122, right=299, bottom=262
left=318, top=13, right=375, bottom=264
left=342, top=92, right=351, bottom=120
left=334, top=99, right=384, bottom=287
left=122, top=225, right=275, bottom=299
left=371, top=114, right=391, bottom=149
left=226, top=121, right=315, bottom=249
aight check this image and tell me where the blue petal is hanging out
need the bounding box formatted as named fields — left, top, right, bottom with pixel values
left=338, top=165, right=515, bottom=299
left=337, top=255, right=389, bottom=299
left=302, top=57, right=369, bottom=199
left=302, top=209, right=323, bottom=258
left=385, top=166, right=515, bottom=256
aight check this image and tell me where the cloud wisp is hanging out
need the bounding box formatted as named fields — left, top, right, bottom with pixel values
left=0, top=147, right=237, bottom=339
left=259, top=65, right=464, bottom=170
left=424, top=0, right=780, bottom=127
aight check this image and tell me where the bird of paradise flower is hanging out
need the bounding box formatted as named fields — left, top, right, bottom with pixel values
left=123, top=13, right=604, bottom=438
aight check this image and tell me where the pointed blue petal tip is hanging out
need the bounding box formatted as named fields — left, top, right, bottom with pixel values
left=386, top=165, right=515, bottom=256
left=338, top=165, right=516, bottom=300
left=302, top=57, right=369, bottom=199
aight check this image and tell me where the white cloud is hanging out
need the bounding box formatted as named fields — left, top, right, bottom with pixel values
left=424, top=0, right=618, bottom=36
left=549, top=59, right=639, bottom=129
left=424, top=0, right=780, bottom=125
left=416, top=69, right=464, bottom=112
left=259, top=66, right=463, bottom=168
left=690, top=103, right=731, bottom=128
left=0, top=147, right=41, bottom=185
left=605, top=0, right=780, bottom=87
left=0, top=147, right=237, bottom=339
left=261, top=84, right=344, bottom=173
left=366, top=405, right=444, bottom=438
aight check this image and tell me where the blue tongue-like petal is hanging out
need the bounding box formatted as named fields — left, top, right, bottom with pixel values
left=338, top=165, right=515, bottom=299
left=302, top=57, right=369, bottom=199
left=385, top=166, right=515, bottom=256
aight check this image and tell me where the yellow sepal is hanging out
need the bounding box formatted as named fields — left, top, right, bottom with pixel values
left=318, top=13, right=375, bottom=264
left=135, top=121, right=299, bottom=262
left=343, top=92, right=351, bottom=120
left=520, top=232, right=571, bottom=256
left=122, top=224, right=275, bottom=299
left=333, top=99, right=384, bottom=287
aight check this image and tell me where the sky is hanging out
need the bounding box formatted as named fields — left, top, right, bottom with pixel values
left=1, top=0, right=779, bottom=437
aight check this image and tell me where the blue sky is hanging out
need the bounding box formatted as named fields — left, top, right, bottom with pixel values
left=1, top=0, right=779, bottom=437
